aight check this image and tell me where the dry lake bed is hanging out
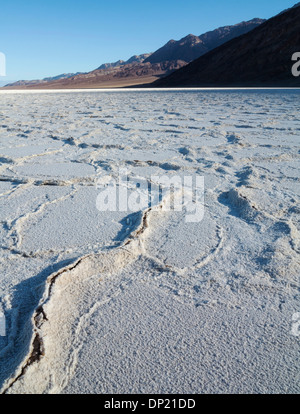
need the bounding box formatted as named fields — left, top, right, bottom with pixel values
left=0, top=89, right=299, bottom=393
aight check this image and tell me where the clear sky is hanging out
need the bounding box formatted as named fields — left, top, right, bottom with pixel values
left=0, top=0, right=297, bottom=81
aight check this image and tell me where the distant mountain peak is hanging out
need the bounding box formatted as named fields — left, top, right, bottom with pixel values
left=166, top=39, right=176, bottom=45
left=97, top=53, right=152, bottom=70
left=179, top=34, right=202, bottom=46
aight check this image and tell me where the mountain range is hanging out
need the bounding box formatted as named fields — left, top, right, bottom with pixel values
left=97, top=54, right=152, bottom=70
left=5, top=72, right=83, bottom=87
left=4, top=3, right=300, bottom=89
left=144, top=19, right=264, bottom=64
left=4, top=18, right=265, bottom=89
left=154, top=3, right=300, bottom=87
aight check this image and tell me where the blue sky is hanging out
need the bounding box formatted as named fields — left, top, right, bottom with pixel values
left=0, top=0, right=297, bottom=81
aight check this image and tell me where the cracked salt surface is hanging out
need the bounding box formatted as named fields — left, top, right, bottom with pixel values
left=0, top=90, right=299, bottom=394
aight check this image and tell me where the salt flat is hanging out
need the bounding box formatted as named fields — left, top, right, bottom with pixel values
left=0, top=90, right=299, bottom=394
